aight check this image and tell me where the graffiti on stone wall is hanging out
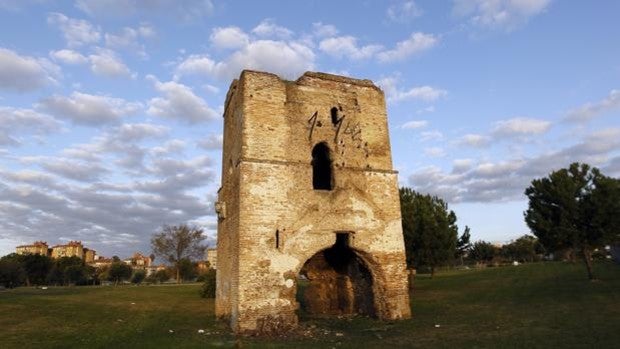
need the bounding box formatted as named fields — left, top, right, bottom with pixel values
left=307, top=109, right=363, bottom=148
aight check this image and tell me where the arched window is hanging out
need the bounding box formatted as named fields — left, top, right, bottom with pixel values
left=312, top=142, right=333, bottom=190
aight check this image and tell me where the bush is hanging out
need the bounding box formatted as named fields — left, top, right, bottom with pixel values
left=199, top=268, right=216, bottom=298
left=108, top=262, right=133, bottom=285
left=131, top=270, right=146, bottom=284
left=145, top=269, right=170, bottom=284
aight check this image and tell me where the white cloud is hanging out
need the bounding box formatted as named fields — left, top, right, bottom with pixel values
left=420, top=130, right=444, bottom=142
left=492, top=117, right=551, bottom=137
left=175, top=40, right=315, bottom=81
left=409, top=127, right=620, bottom=203
left=377, top=32, right=438, bottom=62
left=392, top=85, right=447, bottom=102
left=387, top=1, right=423, bottom=22
left=174, top=54, right=216, bottom=77
left=252, top=19, right=294, bottom=39
left=312, top=22, right=338, bottom=38
left=565, top=89, right=620, bottom=123
left=220, top=40, right=315, bottom=80
left=147, top=76, right=218, bottom=123
left=104, top=24, right=154, bottom=57
left=0, top=107, right=61, bottom=146
left=88, top=48, right=135, bottom=78
left=424, top=147, right=446, bottom=157
left=197, top=134, right=223, bottom=150
left=452, top=0, right=552, bottom=31
left=0, top=48, right=60, bottom=92
left=39, top=157, right=108, bottom=182
left=50, top=49, right=88, bottom=64
left=210, top=26, right=249, bottom=50
left=113, top=123, right=168, bottom=142
left=401, top=120, right=428, bottom=129
left=38, top=92, right=141, bottom=126
left=319, top=36, right=383, bottom=60
left=47, top=12, right=101, bottom=47
left=459, top=133, right=490, bottom=147
left=377, top=76, right=447, bottom=103
left=452, top=159, right=473, bottom=174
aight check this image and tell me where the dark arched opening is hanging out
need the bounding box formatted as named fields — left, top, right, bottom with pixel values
left=312, top=142, right=333, bottom=190
left=297, top=233, right=375, bottom=318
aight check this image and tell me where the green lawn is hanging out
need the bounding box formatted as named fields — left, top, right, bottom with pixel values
left=1, top=262, right=619, bottom=348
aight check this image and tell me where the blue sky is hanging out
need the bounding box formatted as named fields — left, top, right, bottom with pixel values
left=1, top=0, right=619, bottom=258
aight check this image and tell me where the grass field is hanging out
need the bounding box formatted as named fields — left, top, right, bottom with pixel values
left=1, top=261, right=619, bottom=348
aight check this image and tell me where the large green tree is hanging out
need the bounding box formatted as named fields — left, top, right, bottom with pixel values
left=501, top=235, right=543, bottom=263
left=524, top=162, right=620, bottom=279
left=108, top=262, right=133, bottom=285
left=400, top=187, right=458, bottom=277
left=151, top=224, right=206, bottom=283
left=21, top=253, right=53, bottom=286
left=469, top=241, right=497, bottom=264
left=0, top=254, right=26, bottom=288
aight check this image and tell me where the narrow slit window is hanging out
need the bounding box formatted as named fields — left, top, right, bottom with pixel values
left=275, top=229, right=280, bottom=249
left=312, top=142, right=333, bottom=190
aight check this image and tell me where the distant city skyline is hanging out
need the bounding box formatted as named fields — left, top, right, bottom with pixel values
left=1, top=1, right=619, bottom=257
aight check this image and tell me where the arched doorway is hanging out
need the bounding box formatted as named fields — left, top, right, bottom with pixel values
left=297, top=233, right=375, bottom=317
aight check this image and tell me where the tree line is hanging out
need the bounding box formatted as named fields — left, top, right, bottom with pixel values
left=401, top=162, right=620, bottom=280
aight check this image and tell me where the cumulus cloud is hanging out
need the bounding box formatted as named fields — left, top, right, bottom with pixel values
left=491, top=117, right=551, bottom=137
left=147, top=76, right=218, bottom=123
left=458, top=117, right=551, bottom=147
left=317, top=31, right=437, bottom=63
left=197, top=134, right=223, bottom=150
left=252, top=19, right=293, bottom=39
left=175, top=40, right=315, bottom=81
left=424, top=147, right=446, bottom=158
left=88, top=48, right=135, bottom=78
left=312, top=22, right=338, bottom=38
left=50, top=49, right=88, bottom=64
left=393, top=85, right=447, bottom=102
left=319, top=36, right=383, bottom=60
left=210, top=26, right=250, bottom=50
left=377, top=76, right=447, bottom=103
left=105, top=24, right=155, bottom=57
left=458, top=133, right=490, bottom=147
left=420, top=130, right=444, bottom=142
left=0, top=107, right=61, bottom=146
left=38, top=157, right=108, bottom=182
left=0, top=48, right=60, bottom=92
left=38, top=92, right=141, bottom=126
left=60, top=123, right=169, bottom=171
left=387, top=1, right=423, bottom=22
left=401, top=120, right=428, bottom=129
left=377, top=32, right=438, bottom=62
left=47, top=12, right=101, bottom=47
left=565, top=89, right=620, bottom=123
left=409, top=127, right=620, bottom=203
left=452, top=0, right=552, bottom=31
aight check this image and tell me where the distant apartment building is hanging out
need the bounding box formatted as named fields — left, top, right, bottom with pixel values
left=124, top=252, right=152, bottom=268
left=83, top=248, right=96, bottom=263
left=206, top=248, right=217, bottom=269
left=16, top=241, right=49, bottom=256
left=91, top=256, right=113, bottom=268
left=51, top=241, right=84, bottom=259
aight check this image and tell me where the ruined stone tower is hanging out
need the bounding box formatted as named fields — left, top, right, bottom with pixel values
left=215, top=70, right=411, bottom=335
